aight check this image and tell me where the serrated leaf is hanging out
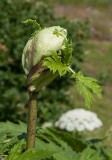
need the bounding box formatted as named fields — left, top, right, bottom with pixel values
left=79, top=147, right=106, bottom=160
left=53, top=28, right=65, bottom=37
left=104, top=148, right=112, bottom=159
left=76, top=72, right=102, bottom=107
left=43, top=50, right=69, bottom=76
left=0, top=121, right=26, bottom=137
left=46, top=129, right=86, bottom=152
left=53, top=150, right=79, bottom=160
left=62, top=39, right=73, bottom=65
left=21, top=19, right=41, bottom=30
left=0, top=137, right=19, bottom=156
left=5, top=140, right=25, bottom=160
left=15, top=149, right=58, bottom=160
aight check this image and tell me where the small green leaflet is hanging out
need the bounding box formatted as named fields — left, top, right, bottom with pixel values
left=62, top=40, right=73, bottom=65
left=53, top=28, right=64, bottom=37
left=75, top=72, right=102, bottom=107
left=43, top=50, right=69, bottom=76
left=21, top=19, right=41, bottom=36
left=21, top=19, right=41, bottom=30
left=53, top=28, right=67, bottom=37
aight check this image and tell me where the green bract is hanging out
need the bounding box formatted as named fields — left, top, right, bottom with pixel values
left=22, top=26, right=67, bottom=75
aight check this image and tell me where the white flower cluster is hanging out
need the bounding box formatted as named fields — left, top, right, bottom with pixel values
left=55, top=109, right=103, bottom=132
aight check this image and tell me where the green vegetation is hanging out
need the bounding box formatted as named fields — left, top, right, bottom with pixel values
left=0, top=122, right=112, bottom=159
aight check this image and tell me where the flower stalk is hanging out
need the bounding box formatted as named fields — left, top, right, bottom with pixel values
left=27, top=91, right=37, bottom=149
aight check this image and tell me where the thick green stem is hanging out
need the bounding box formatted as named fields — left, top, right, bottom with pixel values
left=27, top=92, right=37, bottom=149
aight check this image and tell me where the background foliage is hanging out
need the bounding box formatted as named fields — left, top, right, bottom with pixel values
left=0, top=0, right=89, bottom=123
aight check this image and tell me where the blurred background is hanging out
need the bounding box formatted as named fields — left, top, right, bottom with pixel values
left=0, top=0, right=112, bottom=147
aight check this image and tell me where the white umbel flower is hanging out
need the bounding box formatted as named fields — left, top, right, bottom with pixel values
left=55, top=109, right=103, bottom=132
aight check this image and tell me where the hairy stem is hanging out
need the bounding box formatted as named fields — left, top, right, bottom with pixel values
left=27, top=92, right=37, bottom=149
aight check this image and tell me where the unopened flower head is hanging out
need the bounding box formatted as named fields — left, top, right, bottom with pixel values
left=22, top=26, right=67, bottom=74
left=55, top=109, right=103, bottom=132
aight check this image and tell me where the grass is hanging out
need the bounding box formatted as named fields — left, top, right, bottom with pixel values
left=82, top=41, right=112, bottom=75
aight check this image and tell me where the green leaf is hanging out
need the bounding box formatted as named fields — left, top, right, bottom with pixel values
left=76, top=72, right=102, bottom=107
left=21, top=19, right=41, bottom=30
left=79, top=147, right=107, bottom=160
left=15, top=149, right=59, bottom=160
left=21, top=19, right=42, bottom=37
left=53, top=150, right=79, bottom=160
left=105, top=148, right=112, bottom=159
left=0, top=137, right=19, bottom=156
left=62, top=39, right=73, bottom=65
left=0, top=121, right=26, bottom=137
left=37, top=128, right=72, bottom=151
left=43, top=50, right=69, bottom=76
left=53, top=28, right=65, bottom=37
left=5, top=140, right=25, bottom=160
left=45, top=129, right=86, bottom=152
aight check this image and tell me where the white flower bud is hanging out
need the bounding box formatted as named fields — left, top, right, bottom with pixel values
left=22, top=26, right=67, bottom=74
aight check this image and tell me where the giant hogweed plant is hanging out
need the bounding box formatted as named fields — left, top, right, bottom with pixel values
left=22, top=19, right=102, bottom=149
